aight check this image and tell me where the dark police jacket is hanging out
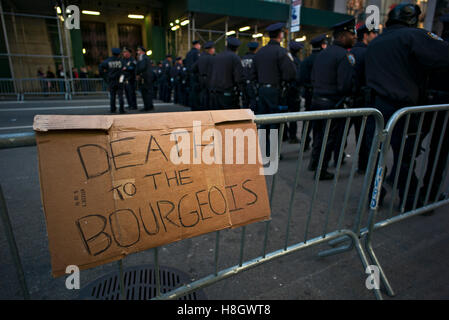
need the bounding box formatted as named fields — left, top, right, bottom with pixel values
left=253, top=40, right=297, bottom=86
left=121, top=57, right=137, bottom=83
left=161, top=59, right=172, bottom=81
left=99, top=56, right=123, bottom=85
left=312, top=41, right=355, bottom=99
left=192, top=52, right=214, bottom=89
left=209, top=49, right=243, bottom=91
left=350, top=41, right=367, bottom=94
left=184, top=48, right=200, bottom=71
left=366, top=24, right=449, bottom=106
left=241, top=52, right=256, bottom=82
left=136, top=54, right=154, bottom=88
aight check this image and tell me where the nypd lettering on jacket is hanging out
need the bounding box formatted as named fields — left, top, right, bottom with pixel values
left=108, top=60, right=122, bottom=69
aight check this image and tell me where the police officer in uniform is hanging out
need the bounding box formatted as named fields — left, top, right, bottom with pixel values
left=366, top=4, right=449, bottom=209
left=136, top=46, right=155, bottom=112
left=252, top=23, right=297, bottom=156
left=192, top=41, right=215, bottom=110
left=299, top=34, right=328, bottom=150
left=171, top=57, right=184, bottom=104
left=99, top=48, right=126, bottom=114
left=350, top=24, right=378, bottom=174
left=209, top=37, right=243, bottom=110
left=160, top=55, right=173, bottom=103
left=241, top=42, right=259, bottom=112
left=121, top=47, right=138, bottom=110
left=185, top=40, right=201, bottom=110
left=309, top=19, right=356, bottom=180
left=285, top=41, right=304, bottom=144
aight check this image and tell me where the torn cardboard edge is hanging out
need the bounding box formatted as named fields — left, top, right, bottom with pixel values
left=33, top=109, right=255, bottom=132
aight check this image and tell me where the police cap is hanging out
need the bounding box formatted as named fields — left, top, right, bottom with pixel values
left=310, top=34, right=327, bottom=47
left=176, top=57, right=182, bottom=61
left=356, top=24, right=378, bottom=39
left=227, top=37, right=241, bottom=48
left=289, top=41, right=304, bottom=52
left=192, top=40, right=200, bottom=46
left=247, top=42, right=259, bottom=50
left=387, top=4, right=421, bottom=28
left=204, top=41, right=215, bottom=49
left=332, top=18, right=356, bottom=35
left=266, top=22, right=285, bottom=33
left=137, top=46, right=146, bottom=52
left=111, top=48, right=121, bottom=55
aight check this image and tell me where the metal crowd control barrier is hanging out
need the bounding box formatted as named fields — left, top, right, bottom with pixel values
left=364, top=104, right=449, bottom=299
left=0, top=78, right=20, bottom=100
left=0, top=108, right=386, bottom=300
left=71, top=78, right=109, bottom=97
left=0, top=78, right=109, bottom=100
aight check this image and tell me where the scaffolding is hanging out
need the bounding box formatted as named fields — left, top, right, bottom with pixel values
left=0, top=0, right=74, bottom=100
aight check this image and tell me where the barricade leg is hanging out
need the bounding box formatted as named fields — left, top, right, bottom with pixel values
left=0, top=185, right=30, bottom=299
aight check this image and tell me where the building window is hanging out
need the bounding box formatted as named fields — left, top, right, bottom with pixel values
left=118, top=24, right=143, bottom=54
left=81, top=21, right=108, bottom=69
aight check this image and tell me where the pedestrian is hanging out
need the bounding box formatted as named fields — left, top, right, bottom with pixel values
left=309, top=18, right=356, bottom=180
left=299, top=34, right=328, bottom=151
left=185, top=40, right=201, bottom=110
left=365, top=3, right=449, bottom=210
left=241, top=42, right=259, bottom=112
left=252, top=22, right=297, bottom=156
left=192, top=41, right=215, bottom=110
left=121, top=47, right=138, bottom=110
left=209, top=37, right=244, bottom=110
left=284, top=41, right=304, bottom=144
left=99, top=48, right=126, bottom=114
left=136, top=46, right=155, bottom=112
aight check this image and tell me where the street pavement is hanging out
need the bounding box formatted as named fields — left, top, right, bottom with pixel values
left=1, top=97, right=449, bottom=300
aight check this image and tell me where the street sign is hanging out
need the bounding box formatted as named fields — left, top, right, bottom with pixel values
left=291, top=0, right=302, bottom=33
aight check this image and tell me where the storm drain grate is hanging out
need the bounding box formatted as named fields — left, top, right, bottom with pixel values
left=79, top=265, right=206, bottom=300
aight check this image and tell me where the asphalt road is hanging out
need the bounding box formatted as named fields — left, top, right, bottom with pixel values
left=1, top=97, right=449, bottom=300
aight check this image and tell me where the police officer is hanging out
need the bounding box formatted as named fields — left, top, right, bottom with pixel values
left=121, top=47, right=138, bottom=110
left=136, top=46, right=154, bottom=112
left=192, top=41, right=215, bottom=110
left=155, top=61, right=163, bottom=100
left=161, top=55, right=173, bottom=103
left=185, top=40, right=201, bottom=109
left=252, top=23, right=297, bottom=157
left=209, top=37, right=243, bottom=110
left=350, top=24, right=378, bottom=174
left=241, top=42, right=259, bottom=112
left=309, top=19, right=356, bottom=180
left=366, top=3, right=449, bottom=209
left=171, top=57, right=184, bottom=104
left=299, top=34, right=328, bottom=151
left=285, top=41, right=304, bottom=144
left=99, top=48, right=126, bottom=114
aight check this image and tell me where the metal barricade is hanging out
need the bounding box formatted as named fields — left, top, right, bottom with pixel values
left=0, top=108, right=385, bottom=300
left=19, top=78, right=70, bottom=100
left=365, top=104, right=449, bottom=299
left=0, top=78, right=20, bottom=100
left=71, top=78, right=109, bottom=97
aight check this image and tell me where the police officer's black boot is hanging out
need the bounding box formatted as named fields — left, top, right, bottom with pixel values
left=316, top=169, right=335, bottom=181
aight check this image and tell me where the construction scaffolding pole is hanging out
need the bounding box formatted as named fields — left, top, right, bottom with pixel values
left=0, top=0, right=18, bottom=97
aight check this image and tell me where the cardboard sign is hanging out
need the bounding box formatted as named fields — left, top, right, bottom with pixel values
left=34, top=110, right=271, bottom=277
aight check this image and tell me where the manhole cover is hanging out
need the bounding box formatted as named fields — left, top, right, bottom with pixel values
left=79, top=265, right=206, bottom=300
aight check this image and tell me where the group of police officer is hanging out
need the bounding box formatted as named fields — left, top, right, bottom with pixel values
left=99, top=3, right=449, bottom=211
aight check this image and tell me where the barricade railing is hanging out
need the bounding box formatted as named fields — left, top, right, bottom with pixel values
left=364, top=103, right=449, bottom=299
left=0, top=78, right=110, bottom=100
left=71, top=78, right=109, bottom=96
left=0, top=78, right=20, bottom=100
left=0, top=108, right=386, bottom=300
left=18, top=78, right=70, bottom=100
